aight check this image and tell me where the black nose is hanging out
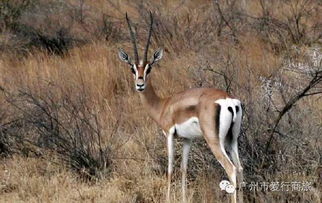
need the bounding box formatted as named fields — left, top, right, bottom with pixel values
left=137, top=84, right=144, bottom=87
left=138, top=76, right=143, bottom=79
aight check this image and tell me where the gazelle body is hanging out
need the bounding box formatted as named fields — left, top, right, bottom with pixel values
left=118, top=12, right=243, bottom=203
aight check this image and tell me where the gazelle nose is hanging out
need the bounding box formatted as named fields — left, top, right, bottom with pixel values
left=136, top=83, right=145, bottom=92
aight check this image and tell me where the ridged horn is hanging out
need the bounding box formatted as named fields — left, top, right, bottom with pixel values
left=126, top=13, right=139, bottom=64
left=143, top=12, right=153, bottom=65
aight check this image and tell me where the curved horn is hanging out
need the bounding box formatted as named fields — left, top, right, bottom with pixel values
left=126, top=13, right=139, bottom=64
left=143, top=12, right=153, bottom=65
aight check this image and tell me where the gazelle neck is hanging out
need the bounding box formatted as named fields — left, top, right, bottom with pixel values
left=139, top=79, right=163, bottom=122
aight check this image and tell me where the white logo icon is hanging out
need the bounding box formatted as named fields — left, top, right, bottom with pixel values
left=219, top=180, right=235, bottom=193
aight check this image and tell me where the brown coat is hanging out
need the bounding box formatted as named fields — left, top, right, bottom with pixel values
left=139, top=80, right=233, bottom=134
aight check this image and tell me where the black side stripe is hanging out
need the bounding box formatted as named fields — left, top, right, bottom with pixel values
left=215, top=104, right=221, bottom=135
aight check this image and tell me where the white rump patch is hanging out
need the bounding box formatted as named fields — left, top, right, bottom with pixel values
left=214, top=98, right=242, bottom=155
left=215, top=98, right=240, bottom=122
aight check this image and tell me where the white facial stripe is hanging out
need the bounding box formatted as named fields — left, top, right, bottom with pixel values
left=143, top=64, right=150, bottom=80
left=133, top=64, right=138, bottom=80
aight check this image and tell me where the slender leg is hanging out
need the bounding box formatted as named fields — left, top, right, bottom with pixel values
left=229, top=140, right=243, bottom=180
left=229, top=140, right=243, bottom=203
left=199, top=102, right=238, bottom=203
left=230, top=110, right=244, bottom=203
left=231, top=109, right=243, bottom=171
left=167, top=133, right=175, bottom=202
left=208, top=140, right=237, bottom=203
left=181, top=139, right=192, bottom=203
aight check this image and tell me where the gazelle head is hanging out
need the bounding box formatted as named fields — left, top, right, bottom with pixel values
left=118, top=12, right=163, bottom=92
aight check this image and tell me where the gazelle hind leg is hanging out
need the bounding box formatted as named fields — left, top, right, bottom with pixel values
left=230, top=106, right=243, bottom=181
left=228, top=103, right=243, bottom=203
left=229, top=139, right=243, bottom=181
left=199, top=129, right=237, bottom=203
left=208, top=140, right=237, bottom=203
left=228, top=139, right=243, bottom=203
left=199, top=103, right=237, bottom=203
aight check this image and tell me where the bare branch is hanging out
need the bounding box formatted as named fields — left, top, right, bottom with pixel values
left=213, top=0, right=239, bottom=43
left=265, top=70, right=322, bottom=152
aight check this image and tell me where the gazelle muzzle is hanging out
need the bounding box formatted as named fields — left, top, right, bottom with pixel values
left=136, top=77, right=145, bottom=91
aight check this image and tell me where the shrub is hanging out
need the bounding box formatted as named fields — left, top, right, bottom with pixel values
left=1, top=84, right=111, bottom=180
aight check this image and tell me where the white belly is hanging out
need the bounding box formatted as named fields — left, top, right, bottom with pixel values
left=174, top=117, right=203, bottom=139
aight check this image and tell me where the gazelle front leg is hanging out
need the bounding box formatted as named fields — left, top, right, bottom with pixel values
left=181, top=138, right=192, bottom=203
left=167, top=132, right=175, bottom=202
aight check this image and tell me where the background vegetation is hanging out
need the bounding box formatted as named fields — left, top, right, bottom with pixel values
left=0, top=0, right=321, bottom=202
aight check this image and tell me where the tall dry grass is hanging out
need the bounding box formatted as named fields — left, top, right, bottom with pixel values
left=0, top=0, right=321, bottom=202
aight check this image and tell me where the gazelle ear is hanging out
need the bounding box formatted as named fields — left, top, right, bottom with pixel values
left=151, top=48, right=163, bottom=65
left=118, top=49, right=132, bottom=65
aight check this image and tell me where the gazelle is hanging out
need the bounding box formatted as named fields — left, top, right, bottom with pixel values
left=118, top=12, right=243, bottom=203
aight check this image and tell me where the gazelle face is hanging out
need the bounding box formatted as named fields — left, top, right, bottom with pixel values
left=118, top=49, right=163, bottom=92
left=131, top=62, right=150, bottom=91
left=119, top=12, right=162, bottom=92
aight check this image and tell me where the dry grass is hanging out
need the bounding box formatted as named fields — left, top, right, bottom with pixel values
left=0, top=0, right=321, bottom=202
